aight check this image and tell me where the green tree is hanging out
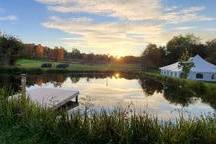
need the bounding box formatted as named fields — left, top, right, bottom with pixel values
left=0, top=34, right=24, bottom=65
left=178, top=48, right=194, bottom=79
left=206, top=39, right=216, bottom=64
left=71, top=48, right=82, bottom=59
left=166, top=34, right=201, bottom=64
left=141, top=44, right=165, bottom=70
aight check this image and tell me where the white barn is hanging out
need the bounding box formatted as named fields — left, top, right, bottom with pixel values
left=159, top=55, right=216, bottom=81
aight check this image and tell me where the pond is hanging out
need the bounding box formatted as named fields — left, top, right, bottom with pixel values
left=0, top=73, right=215, bottom=120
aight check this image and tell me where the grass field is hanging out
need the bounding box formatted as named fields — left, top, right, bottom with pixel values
left=15, top=59, right=141, bottom=72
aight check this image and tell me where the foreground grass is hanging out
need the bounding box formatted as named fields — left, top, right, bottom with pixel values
left=0, top=88, right=216, bottom=144
left=14, top=59, right=141, bottom=72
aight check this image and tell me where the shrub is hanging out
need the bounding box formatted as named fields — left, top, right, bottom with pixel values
left=41, top=63, right=52, bottom=68
left=56, top=64, right=69, bottom=69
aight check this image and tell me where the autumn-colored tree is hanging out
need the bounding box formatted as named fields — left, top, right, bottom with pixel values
left=35, top=44, right=44, bottom=58
left=22, top=44, right=35, bottom=58
left=53, top=47, right=64, bottom=61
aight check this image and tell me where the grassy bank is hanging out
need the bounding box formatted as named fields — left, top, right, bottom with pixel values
left=0, top=88, right=216, bottom=144
left=13, top=59, right=141, bottom=72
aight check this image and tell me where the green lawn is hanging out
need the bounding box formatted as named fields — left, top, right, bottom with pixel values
left=15, top=59, right=141, bottom=72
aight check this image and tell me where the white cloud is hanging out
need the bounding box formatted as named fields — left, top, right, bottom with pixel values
left=171, top=26, right=197, bottom=31
left=34, top=0, right=216, bottom=55
left=42, top=16, right=165, bottom=55
left=37, top=0, right=162, bottom=21
left=162, top=6, right=215, bottom=24
left=35, top=0, right=215, bottom=23
left=0, top=15, right=17, bottom=21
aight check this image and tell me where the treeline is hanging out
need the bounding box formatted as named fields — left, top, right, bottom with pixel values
left=1, top=33, right=216, bottom=67
left=142, top=34, right=216, bottom=70
left=22, top=44, right=141, bottom=64
left=0, top=33, right=140, bottom=65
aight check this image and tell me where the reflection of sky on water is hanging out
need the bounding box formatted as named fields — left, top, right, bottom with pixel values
left=28, top=76, right=215, bottom=120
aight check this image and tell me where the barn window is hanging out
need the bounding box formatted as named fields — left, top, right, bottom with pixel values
left=212, top=74, right=215, bottom=80
left=196, top=73, right=203, bottom=79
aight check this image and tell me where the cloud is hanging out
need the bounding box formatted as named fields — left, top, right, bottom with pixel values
left=0, top=15, right=17, bottom=21
left=36, top=0, right=215, bottom=23
left=34, top=0, right=216, bottom=55
left=162, top=6, right=215, bottom=24
left=171, top=26, right=197, bottom=31
left=42, top=16, right=165, bottom=55
left=36, top=0, right=162, bottom=21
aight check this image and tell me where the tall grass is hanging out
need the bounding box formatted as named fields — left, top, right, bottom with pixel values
left=0, top=88, right=216, bottom=144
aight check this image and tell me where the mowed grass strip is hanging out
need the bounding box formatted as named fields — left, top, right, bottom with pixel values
left=16, top=59, right=141, bottom=72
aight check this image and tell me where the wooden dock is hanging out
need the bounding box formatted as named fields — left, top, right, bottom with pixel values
left=10, top=74, right=79, bottom=109
left=26, top=87, right=79, bottom=109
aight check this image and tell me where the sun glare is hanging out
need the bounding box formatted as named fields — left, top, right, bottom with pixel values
left=113, top=73, right=120, bottom=79
left=116, top=56, right=122, bottom=60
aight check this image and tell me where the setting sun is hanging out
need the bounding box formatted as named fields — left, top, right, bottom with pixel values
left=113, top=73, right=120, bottom=79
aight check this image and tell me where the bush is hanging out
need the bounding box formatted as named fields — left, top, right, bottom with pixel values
left=41, top=63, right=52, bottom=68
left=56, top=64, right=69, bottom=69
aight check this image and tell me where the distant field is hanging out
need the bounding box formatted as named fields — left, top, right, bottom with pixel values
left=15, top=59, right=141, bottom=72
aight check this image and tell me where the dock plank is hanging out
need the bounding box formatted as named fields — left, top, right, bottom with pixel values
left=26, top=88, right=79, bottom=109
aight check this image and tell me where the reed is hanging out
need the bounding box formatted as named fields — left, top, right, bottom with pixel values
left=0, top=88, right=215, bottom=144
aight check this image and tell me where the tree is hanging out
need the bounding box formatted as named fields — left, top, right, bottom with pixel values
left=206, top=39, right=216, bottom=64
left=71, top=49, right=82, bottom=59
left=53, top=47, right=64, bottom=61
left=141, top=44, right=165, bottom=70
left=35, top=44, right=44, bottom=58
left=178, top=48, right=194, bottom=79
left=166, top=34, right=200, bottom=64
left=0, top=34, right=24, bottom=65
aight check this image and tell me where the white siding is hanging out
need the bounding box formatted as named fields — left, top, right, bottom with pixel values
left=188, top=72, right=216, bottom=81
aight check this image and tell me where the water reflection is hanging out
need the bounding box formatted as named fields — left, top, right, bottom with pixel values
left=0, top=73, right=215, bottom=120
left=0, top=74, right=21, bottom=91
left=139, top=78, right=163, bottom=96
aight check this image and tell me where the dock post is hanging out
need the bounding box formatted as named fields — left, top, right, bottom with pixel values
left=21, top=74, right=26, bottom=96
left=75, top=95, right=78, bottom=103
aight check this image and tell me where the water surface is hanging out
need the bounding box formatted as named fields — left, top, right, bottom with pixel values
left=1, top=73, right=215, bottom=120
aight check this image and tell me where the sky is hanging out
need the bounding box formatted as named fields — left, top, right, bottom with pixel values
left=0, top=0, right=216, bottom=56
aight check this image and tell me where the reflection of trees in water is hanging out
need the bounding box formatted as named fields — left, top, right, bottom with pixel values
left=70, top=77, right=80, bottom=83
left=138, top=78, right=163, bottom=96
left=27, top=74, right=67, bottom=86
left=2, top=73, right=216, bottom=110
left=139, top=77, right=216, bottom=110
left=0, top=74, right=20, bottom=91
left=163, top=81, right=216, bottom=110
left=163, top=83, right=196, bottom=107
